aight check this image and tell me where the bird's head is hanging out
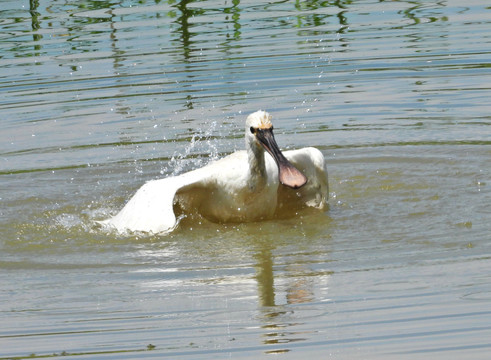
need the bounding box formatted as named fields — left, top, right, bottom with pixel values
left=245, top=111, right=307, bottom=189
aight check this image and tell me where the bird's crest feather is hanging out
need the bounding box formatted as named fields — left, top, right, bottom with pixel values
left=247, top=110, right=273, bottom=129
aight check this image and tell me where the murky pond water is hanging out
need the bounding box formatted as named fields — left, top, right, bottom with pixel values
left=1, top=0, right=490, bottom=358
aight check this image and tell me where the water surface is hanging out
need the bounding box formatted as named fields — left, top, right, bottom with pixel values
left=1, top=0, right=490, bottom=358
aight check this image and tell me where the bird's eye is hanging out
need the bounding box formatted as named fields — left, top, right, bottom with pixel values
left=250, top=126, right=255, bottom=134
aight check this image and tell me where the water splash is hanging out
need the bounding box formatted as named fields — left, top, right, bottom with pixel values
left=162, top=120, right=220, bottom=177
left=54, top=213, right=83, bottom=230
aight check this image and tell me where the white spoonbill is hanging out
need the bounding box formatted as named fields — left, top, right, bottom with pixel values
left=101, top=110, right=328, bottom=234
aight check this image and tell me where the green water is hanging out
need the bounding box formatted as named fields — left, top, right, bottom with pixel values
left=1, top=0, right=490, bottom=358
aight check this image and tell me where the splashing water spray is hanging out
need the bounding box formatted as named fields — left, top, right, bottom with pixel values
left=161, top=120, right=220, bottom=177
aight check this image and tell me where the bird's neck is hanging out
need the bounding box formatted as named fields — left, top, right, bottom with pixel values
left=247, top=144, right=267, bottom=191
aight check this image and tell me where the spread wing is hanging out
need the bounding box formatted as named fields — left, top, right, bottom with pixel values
left=100, top=167, right=214, bottom=235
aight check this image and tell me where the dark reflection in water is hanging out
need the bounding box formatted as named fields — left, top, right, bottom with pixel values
left=400, top=1, right=449, bottom=27
left=255, top=247, right=276, bottom=307
left=224, top=0, right=242, bottom=40
left=294, top=0, right=350, bottom=31
left=16, top=0, right=359, bottom=113
left=172, top=0, right=194, bottom=61
left=29, top=0, right=42, bottom=49
left=171, top=0, right=197, bottom=109
left=253, top=234, right=319, bottom=353
left=255, top=245, right=315, bottom=308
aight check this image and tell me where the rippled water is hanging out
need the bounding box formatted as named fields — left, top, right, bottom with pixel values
left=1, top=0, right=490, bottom=358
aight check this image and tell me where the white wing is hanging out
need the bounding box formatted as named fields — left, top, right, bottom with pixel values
left=100, top=168, right=213, bottom=234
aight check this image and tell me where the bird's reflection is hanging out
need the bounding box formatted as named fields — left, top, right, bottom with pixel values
left=255, top=247, right=276, bottom=307
left=255, top=249, right=315, bottom=308
left=253, top=241, right=316, bottom=353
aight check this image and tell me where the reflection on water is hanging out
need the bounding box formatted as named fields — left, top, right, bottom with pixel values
left=255, top=243, right=318, bottom=353
left=256, top=246, right=276, bottom=307
left=1, top=0, right=491, bottom=358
